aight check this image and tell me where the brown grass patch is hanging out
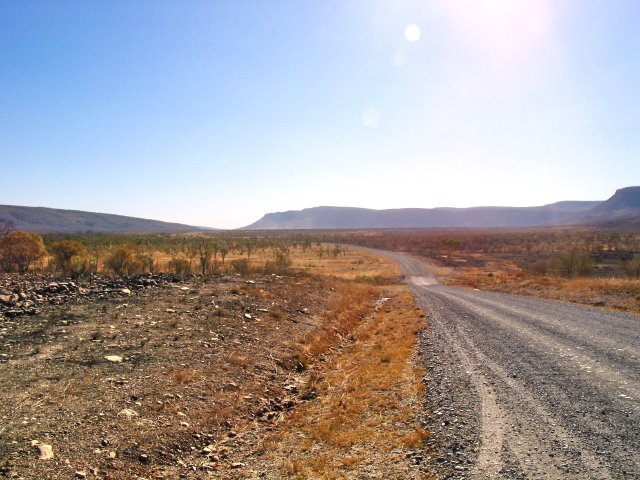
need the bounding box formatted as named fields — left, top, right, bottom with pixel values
left=290, top=244, right=402, bottom=281
left=255, top=288, right=433, bottom=479
left=444, top=255, right=640, bottom=314
left=294, top=282, right=377, bottom=370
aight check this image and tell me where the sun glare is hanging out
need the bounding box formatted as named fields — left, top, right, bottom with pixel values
left=441, top=0, right=552, bottom=57
left=404, top=23, right=421, bottom=42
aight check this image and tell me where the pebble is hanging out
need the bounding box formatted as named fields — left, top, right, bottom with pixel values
left=35, top=444, right=54, bottom=460
left=117, top=408, right=139, bottom=418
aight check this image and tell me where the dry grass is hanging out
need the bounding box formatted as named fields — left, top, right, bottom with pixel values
left=255, top=288, right=433, bottom=479
left=290, top=244, right=402, bottom=281
left=444, top=255, right=640, bottom=314
left=294, top=282, right=377, bottom=370
left=3, top=242, right=431, bottom=479
left=95, top=242, right=402, bottom=280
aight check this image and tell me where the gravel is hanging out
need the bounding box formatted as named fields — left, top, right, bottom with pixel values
left=374, top=249, right=640, bottom=479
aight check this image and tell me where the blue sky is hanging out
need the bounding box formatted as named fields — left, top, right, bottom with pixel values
left=1, top=0, right=639, bottom=228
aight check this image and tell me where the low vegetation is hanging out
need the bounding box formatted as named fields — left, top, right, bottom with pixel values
left=0, top=230, right=46, bottom=273
left=256, top=290, right=431, bottom=479
left=2, top=221, right=637, bottom=477
left=0, top=230, right=428, bottom=479
left=328, top=227, right=640, bottom=313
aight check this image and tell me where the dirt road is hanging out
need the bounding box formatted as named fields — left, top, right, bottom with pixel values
left=379, top=250, right=640, bottom=479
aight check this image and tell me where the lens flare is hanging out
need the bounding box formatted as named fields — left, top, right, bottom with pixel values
left=404, top=24, right=421, bottom=42
left=362, top=107, right=382, bottom=128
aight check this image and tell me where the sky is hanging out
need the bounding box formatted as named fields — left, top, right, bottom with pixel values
left=1, top=0, right=639, bottom=229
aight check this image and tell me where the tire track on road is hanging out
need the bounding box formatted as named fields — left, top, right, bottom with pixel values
left=365, top=248, right=640, bottom=479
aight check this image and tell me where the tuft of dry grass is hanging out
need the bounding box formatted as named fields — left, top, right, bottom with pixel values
left=294, top=282, right=377, bottom=370
left=171, top=368, right=201, bottom=384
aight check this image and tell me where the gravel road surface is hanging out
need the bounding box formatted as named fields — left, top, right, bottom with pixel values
left=380, top=249, right=640, bottom=479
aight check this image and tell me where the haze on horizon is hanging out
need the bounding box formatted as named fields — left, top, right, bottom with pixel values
left=1, top=1, right=639, bottom=229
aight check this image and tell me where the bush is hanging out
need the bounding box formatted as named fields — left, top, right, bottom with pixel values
left=263, top=251, right=292, bottom=274
left=168, top=258, right=191, bottom=275
left=551, top=250, right=594, bottom=277
left=619, top=255, right=640, bottom=279
left=136, top=253, right=155, bottom=273
left=50, top=240, right=93, bottom=279
left=0, top=231, right=46, bottom=273
left=230, top=258, right=251, bottom=274
left=105, top=246, right=145, bottom=276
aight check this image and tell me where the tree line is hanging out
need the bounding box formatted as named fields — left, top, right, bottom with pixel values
left=0, top=223, right=296, bottom=278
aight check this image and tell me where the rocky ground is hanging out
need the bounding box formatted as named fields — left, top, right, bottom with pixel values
left=0, top=271, right=350, bottom=479
left=0, top=258, right=436, bottom=479
left=0, top=273, right=175, bottom=321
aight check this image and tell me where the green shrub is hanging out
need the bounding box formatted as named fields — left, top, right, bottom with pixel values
left=550, top=250, right=593, bottom=277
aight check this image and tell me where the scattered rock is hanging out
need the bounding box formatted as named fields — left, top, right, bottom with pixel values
left=117, top=408, right=139, bottom=418
left=201, top=445, right=215, bottom=455
left=301, top=388, right=318, bottom=401
left=35, top=444, right=54, bottom=460
left=0, top=294, right=14, bottom=305
left=0, top=273, right=175, bottom=319
left=105, top=355, right=123, bottom=363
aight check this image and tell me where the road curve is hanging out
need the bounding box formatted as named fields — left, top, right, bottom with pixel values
left=377, top=249, right=640, bottom=479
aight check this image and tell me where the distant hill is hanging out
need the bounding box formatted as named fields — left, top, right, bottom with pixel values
left=242, top=188, right=640, bottom=230
left=578, top=187, right=640, bottom=222
left=0, top=205, right=206, bottom=234
left=242, top=202, right=604, bottom=230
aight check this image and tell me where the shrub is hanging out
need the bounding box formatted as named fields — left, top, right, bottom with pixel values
left=50, top=240, right=93, bottom=279
left=0, top=231, right=46, bottom=273
left=168, top=258, right=191, bottom=275
left=263, top=251, right=292, bottom=274
left=551, top=250, right=593, bottom=277
left=230, top=258, right=251, bottom=274
left=619, top=255, right=640, bottom=279
left=105, top=246, right=144, bottom=276
left=136, top=253, right=155, bottom=273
